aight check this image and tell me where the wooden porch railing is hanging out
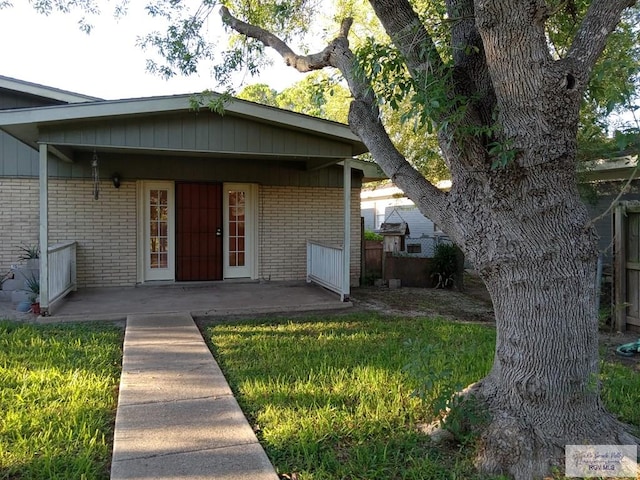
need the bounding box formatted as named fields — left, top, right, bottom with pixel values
left=306, top=240, right=348, bottom=301
left=46, top=241, right=77, bottom=312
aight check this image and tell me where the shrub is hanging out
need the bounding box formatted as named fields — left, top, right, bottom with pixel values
left=364, top=230, right=383, bottom=241
left=431, top=242, right=458, bottom=289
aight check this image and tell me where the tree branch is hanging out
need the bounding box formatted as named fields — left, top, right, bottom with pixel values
left=566, top=0, right=637, bottom=85
left=447, top=0, right=496, bottom=125
left=219, top=5, right=454, bottom=236
left=220, top=6, right=351, bottom=72
left=368, top=0, right=445, bottom=82
left=368, top=0, right=490, bottom=173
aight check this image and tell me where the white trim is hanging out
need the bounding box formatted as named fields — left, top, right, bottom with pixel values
left=342, top=158, right=351, bottom=301
left=223, top=183, right=258, bottom=279
left=0, top=75, right=100, bottom=103
left=39, top=143, right=49, bottom=314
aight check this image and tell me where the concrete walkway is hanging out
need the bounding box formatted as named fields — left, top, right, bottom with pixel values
left=110, top=313, right=279, bottom=480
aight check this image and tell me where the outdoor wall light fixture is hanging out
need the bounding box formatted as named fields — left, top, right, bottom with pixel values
left=111, top=173, right=121, bottom=189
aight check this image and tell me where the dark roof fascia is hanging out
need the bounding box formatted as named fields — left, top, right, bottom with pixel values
left=0, top=93, right=367, bottom=155
left=341, top=159, right=387, bottom=182
left=580, top=155, right=639, bottom=183
left=0, top=75, right=102, bottom=104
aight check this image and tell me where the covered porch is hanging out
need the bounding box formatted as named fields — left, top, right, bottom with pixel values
left=0, top=93, right=384, bottom=316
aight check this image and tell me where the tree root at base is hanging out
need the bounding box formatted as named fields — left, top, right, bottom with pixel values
left=418, top=383, right=639, bottom=480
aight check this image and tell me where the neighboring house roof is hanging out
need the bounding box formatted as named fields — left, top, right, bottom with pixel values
left=363, top=155, right=640, bottom=202
left=580, top=155, right=639, bottom=182
left=361, top=179, right=451, bottom=202
left=0, top=75, right=101, bottom=104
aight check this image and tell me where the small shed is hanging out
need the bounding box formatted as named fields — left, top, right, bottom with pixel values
left=379, top=222, right=410, bottom=253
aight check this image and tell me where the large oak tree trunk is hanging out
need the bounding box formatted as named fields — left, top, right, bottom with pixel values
left=353, top=1, right=640, bottom=473
left=462, top=162, right=638, bottom=478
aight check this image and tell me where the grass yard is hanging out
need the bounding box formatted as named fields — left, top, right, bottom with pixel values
left=0, top=312, right=636, bottom=480
left=201, top=313, right=640, bottom=480
left=0, top=321, right=123, bottom=480
left=202, top=313, right=497, bottom=479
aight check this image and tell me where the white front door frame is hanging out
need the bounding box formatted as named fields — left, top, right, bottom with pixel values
left=223, top=183, right=258, bottom=279
left=137, top=181, right=176, bottom=282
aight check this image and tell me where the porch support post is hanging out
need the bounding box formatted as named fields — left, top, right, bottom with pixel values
left=39, top=143, right=49, bottom=316
left=342, top=158, right=351, bottom=301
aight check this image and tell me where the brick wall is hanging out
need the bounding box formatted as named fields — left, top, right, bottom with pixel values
left=0, top=179, right=39, bottom=269
left=48, top=179, right=137, bottom=287
left=0, top=178, right=137, bottom=288
left=259, top=186, right=361, bottom=285
left=1, top=179, right=360, bottom=289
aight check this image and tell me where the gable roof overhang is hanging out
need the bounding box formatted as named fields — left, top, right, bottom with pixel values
left=0, top=75, right=101, bottom=105
left=0, top=93, right=368, bottom=171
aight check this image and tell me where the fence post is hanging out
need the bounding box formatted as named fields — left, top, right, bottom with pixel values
left=614, top=203, right=626, bottom=332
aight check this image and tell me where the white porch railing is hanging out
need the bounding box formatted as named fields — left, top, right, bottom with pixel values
left=306, top=240, right=348, bottom=301
left=46, top=241, right=77, bottom=311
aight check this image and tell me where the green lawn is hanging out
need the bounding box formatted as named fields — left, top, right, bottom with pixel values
left=202, top=313, right=497, bottom=479
left=201, top=313, right=640, bottom=480
left=1, top=314, right=636, bottom=480
left=0, top=321, right=123, bottom=480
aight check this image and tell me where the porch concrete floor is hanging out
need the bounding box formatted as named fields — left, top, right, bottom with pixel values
left=0, top=281, right=352, bottom=323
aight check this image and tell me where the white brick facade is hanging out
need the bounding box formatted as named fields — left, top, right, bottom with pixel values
left=0, top=178, right=137, bottom=287
left=258, top=186, right=361, bottom=285
left=1, top=179, right=361, bottom=288
left=48, top=179, right=138, bottom=287
left=0, top=178, right=39, bottom=269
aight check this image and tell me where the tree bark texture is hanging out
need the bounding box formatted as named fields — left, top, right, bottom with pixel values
left=221, top=1, right=639, bottom=478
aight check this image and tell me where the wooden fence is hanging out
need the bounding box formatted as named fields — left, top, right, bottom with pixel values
left=613, top=201, right=640, bottom=332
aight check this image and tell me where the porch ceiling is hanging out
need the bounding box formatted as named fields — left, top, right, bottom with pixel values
left=59, top=144, right=353, bottom=172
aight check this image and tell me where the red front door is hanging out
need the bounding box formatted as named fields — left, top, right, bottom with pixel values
left=176, top=182, right=223, bottom=281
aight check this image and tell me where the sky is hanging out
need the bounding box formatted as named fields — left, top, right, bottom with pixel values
left=0, top=2, right=309, bottom=100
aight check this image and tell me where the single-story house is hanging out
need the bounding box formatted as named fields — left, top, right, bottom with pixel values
left=0, top=75, right=381, bottom=314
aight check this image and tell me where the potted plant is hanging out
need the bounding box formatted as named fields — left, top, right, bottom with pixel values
left=23, top=274, right=40, bottom=315
left=18, top=244, right=40, bottom=270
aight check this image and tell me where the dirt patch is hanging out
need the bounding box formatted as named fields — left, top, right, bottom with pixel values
left=351, top=271, right=494, bottom=322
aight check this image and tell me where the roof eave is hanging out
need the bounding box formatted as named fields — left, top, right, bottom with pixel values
left=0, top=93, right=367, bottom=156
left=0, top=75, right=101, bottom=103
